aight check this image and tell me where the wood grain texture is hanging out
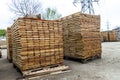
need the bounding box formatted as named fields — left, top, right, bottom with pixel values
left=11, top=18, right=63, bottom=71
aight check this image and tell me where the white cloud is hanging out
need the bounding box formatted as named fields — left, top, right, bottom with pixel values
left=99, top=0, right=120, bottom=30
left=0, top=0, right=13, bottom=29
left=40, top=0, right=80, bottom=16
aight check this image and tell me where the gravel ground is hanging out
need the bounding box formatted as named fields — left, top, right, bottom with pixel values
left=0, top=42, right=120, bottom=80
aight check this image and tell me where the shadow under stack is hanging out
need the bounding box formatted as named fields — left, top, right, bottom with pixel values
left=6, top=27, right=13, bottom=62
left=61, top=12, right=102, bottom=61
left=11, top=17, right=63, bottom=71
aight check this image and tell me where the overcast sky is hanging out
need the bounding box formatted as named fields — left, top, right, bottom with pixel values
left=0, top=0, right=120, bottom=31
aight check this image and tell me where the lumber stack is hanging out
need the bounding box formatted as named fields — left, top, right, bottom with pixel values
left=109, top=30, right=117, bottom=41
left=101, top=31, right=109, bottom=42
left=101, top=30, right=117, bottom=42
left=11, top=17, right=63, bottom=71
left=0, top=40, right=6, bottom=46
left=116, top=31, right=120, bottom=41
left=6, top=27, right=13, bottom=62
left=60, top=12, right=101, bottom=59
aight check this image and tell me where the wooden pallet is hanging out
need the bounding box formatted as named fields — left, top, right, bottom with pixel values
left=64, top=53, right=101, bottom=63
left=80, top=53, right=101, bottom=63
left=13, top=64, right=70, bottom=80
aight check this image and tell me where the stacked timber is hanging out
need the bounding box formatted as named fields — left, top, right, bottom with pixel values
left=114, top=28, right=120, bottom=41
left=101, top=30, right=117, bottom=42
left=101, top=31, right=109, bottom=42
left=60, top=12, right=101, bottom=60
left=116, top=31, right=120, bottom=41
left=109, top=30, right=117, bottom=41
left=11, top=17, right=63, bottom=71
left=6, top=27, right=13, bottom=62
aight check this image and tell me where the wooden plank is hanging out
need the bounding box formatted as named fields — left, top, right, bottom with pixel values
left=23, top=65, right=70, bottom=76
left=17, top=65, right=70, bottom=80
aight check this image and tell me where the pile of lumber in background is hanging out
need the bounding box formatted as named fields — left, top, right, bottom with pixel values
left=116, top=30, right=120, bottom=41
left=113, top=28, right=120, bottom=41
left=6, top=27, right=13, bottom=62
left=101, top=31, right=108, bottom=42
left=0, top=40, right=6, bottom=47
left=60, top=12, right=101, bottom=60
left=11, top=17, right=63, bottom=71
left=101, top=30, right=117, bottom=42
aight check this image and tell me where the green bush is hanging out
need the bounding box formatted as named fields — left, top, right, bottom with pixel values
left=0, top=29, right=6, bottom=37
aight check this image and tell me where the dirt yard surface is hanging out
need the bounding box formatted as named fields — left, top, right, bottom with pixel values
left=0, top=42, right=120, bottom=80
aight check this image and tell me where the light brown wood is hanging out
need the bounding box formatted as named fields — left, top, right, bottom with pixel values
left=11, top=18, right=64, bottom=71
left=101, top=30, right=117, bottom=42
left=60, top=12, right=101, bottom=59
left=6, top=27, right=12, bottom=62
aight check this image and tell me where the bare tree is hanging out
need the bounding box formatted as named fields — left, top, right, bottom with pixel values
left=9, top=0, right=42, bottom=16
left=42, top=8, right=62, bottom=20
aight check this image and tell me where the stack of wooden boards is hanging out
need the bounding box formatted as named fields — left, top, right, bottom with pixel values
left=101, top=30, right=117, bottom=42
left=0, top=40, right=6, bottom=47
left=11, top=17, right=63, bottom=71
left=60, top=12, right=101, bottom=60
left=6, top=27, right=13, bottom=62
left=101, top=31, right=108, bottom=42
left=113, top=28, right=120, bottom=41
left=116, top=30, right=120, bottom=41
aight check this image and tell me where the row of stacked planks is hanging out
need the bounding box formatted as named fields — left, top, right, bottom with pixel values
left=101, top=30, right=117, bottom=42
left=7, top=12, right=101, bottom=72
left=6, top=27, right=13, bottom=62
